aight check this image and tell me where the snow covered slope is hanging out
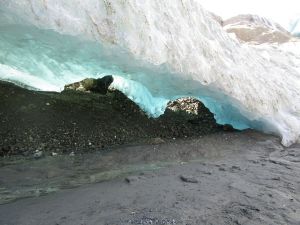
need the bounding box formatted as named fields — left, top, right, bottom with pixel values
left=0, top=0, right=300, bottom=146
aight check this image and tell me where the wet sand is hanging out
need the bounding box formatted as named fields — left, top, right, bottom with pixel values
left=0, top=131, right=299, bottom=225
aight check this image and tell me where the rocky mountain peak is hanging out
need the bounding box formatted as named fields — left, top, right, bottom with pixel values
left=223, top=14, right=292, bottom=44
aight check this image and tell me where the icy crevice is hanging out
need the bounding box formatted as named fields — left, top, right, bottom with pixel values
left=0, top=0, right=300, bottom=146
left=111, top=76, right=169, bottom=118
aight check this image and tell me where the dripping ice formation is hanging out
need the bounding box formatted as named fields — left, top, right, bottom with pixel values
left=0, top=0, right=300, bottom=146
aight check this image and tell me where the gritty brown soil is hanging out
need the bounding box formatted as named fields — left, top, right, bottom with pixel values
left=0, top=81, right=223, bottom=157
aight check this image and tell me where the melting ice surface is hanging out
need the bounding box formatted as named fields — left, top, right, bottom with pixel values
left=289, top=15, right=300, bottom=36
left=0, top=0, right=300, bottom=146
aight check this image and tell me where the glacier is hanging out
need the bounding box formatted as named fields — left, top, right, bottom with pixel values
left=290, top=16, right=300, bottom=37
left=0, top=0, right=300, bottom=146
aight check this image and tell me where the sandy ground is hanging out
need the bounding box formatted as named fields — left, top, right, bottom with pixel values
left=0, top=131, right=299, bottom=225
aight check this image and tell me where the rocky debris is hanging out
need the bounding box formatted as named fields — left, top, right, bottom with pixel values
left=125, top=176, right=142, bottom=184
left=179, top=175, right=199, bottom=183
left=271, top=176, right=281, bottom=181
left=231, top=165, right=241, bottom=171
left=167, top=97, right=202, bottom=116
left=223, top=14, right=292, bottom=44
left=166, top=97, right=218, bottom=127
left=218, top=167, right=226, bottom=171
left=64, top=75, right=113, bottom=94
left=33, top=150, right=43, bottom=159
left=0, top=81, right=226, bottom=157
left=222, top=124, right=235, bottom=131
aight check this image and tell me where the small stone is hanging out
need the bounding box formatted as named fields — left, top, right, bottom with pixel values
left=222, top=124, right=235, bottom=131
left=219, top=167, right=226, bottom=171
left=268, top=193, right=273, bottom=198
left=203, top=171, right=212, bottom=175
left=231, top=166, right=241, bottom=171
left=46, top=102, right=50, bottom=106
left=179, top=175, right=199, bottom=183
left=33, top=150, right=43, bottom=159
left=125, top=176, right=139, bottom=183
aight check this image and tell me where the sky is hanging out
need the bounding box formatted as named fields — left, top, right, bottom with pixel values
left=199, top=0, right=300, bottom=30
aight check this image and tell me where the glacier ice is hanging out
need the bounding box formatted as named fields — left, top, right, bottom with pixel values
left=0, top=0, right=300, bottom=146
left=290, top=16, right=300, bottom=36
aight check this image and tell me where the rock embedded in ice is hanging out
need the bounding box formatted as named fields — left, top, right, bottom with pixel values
left=64, top=76, right=113, bottom=94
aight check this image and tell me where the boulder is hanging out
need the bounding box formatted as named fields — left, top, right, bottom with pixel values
left=64, top=75, right=114, bottom=94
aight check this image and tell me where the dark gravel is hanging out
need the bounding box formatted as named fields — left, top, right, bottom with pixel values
left=0, top=81, right=225, bottom=157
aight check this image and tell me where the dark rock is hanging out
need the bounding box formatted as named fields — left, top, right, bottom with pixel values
left=33, top=150, right=43, bottom=159
left=202, top=171, right=212, bottom=175
left=271, top=177, right=281, bottom=181
left=231, top=166, right=241, bottom=171
left=64, top=75, right=113, bottom=95
left=125, top=176, right=139, bottom=183
left=222, top=124, right=235, bottom=131
left=91, top=76, right=114, bottom=94
left=179, top=175, right=199, bottom=183
left=218, top=167, right=226, bottom=171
